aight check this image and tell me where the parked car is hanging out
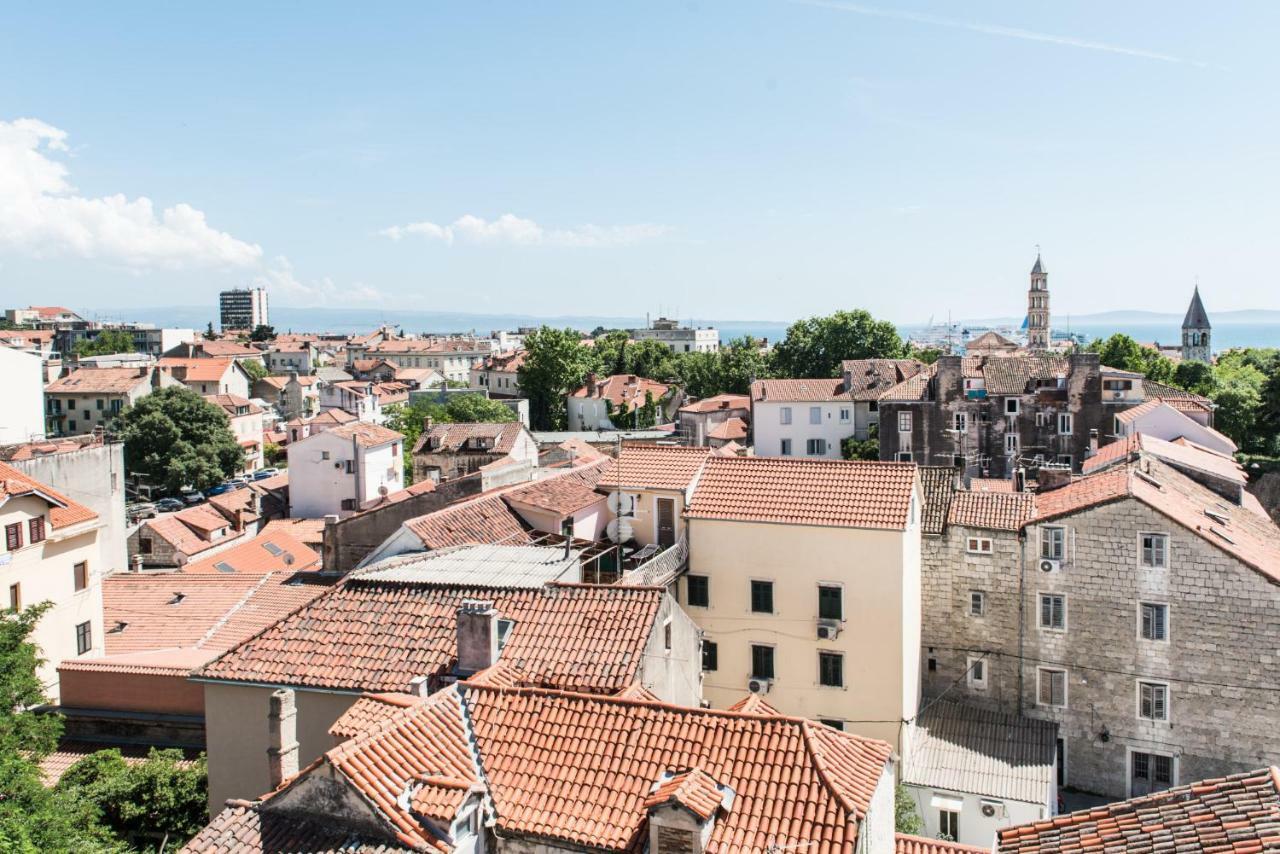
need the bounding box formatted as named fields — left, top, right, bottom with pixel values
left=155, top=497, right=183, bottom=513
left=127, top=502, right=157, bottom=521
left=250, top=468, right=279, bottom=481
left=205, top=483, right=233, bottom=497
left=180, top=490, right=205, bottom=506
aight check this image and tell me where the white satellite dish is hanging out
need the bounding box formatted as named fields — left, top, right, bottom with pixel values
left=607, top=492, right=636, bottom=515
left=606, top=518, right=634, bottom=542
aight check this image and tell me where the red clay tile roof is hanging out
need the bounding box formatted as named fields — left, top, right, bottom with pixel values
left=614, top=681, right=661, bottom=701
left=479, top=349, right=527, bottom=371
left=750, top=377, right=846, bottom=402
left=328, top=692, right=424, bottom=740
left=324, top=422, right=404, bottom=448
left=948, top=491, right=1036, bottom=531
left=878, top=364, right=937, bottom=402
left=970, top=477, right=1015, bottom=492
left=411, top=421, right=525, bottom=455
left=965, top=330, right=1019, bottom=351
left=194, top=340, right=262, bottom=357
left=285, top=408, right=356, bottom=429
left=198, top=582, right=665, bottom=694
left=679, top=393, right=750, bottom=414
left=139, top=514, right=241, bottom=558
left=158, top=357, right=240, bottom=383
left=841, top=359, right=927, bottom=401
left=183, top=800, right=414, bottom=853
left=306, top=683, right=893, bottom=853
left=644, top=767, right=728, bottom=820
left=997, top=767, right=1280, bottom=853
left=572, top=373, right=671, bottom=415
left=405, top=490, right=532, bottom=550
left=41, top=741, right=199, bottom=787
left=46, top=366, right=153, bottom=395
left=726, top=693, right=781, bottom=715
left=504, top=472, right=605, bottom=517
left=179, top=531, right=320, bottom=575
left=204, top=393, right=262, bottom=415
left=597, top=444, right=710, bottom=492
left=1114, top=398, right=1162, bottom=424
left=0, top=433, right=105, bottom=462
left=101, top=572, right=327, bottom=656
left=0, top=461, right=97, bottom=529
left=898, top=833, right=989, bottom=854
left=258, top=518, right=326, bottom=548
left=706, top=416, right=749, bottom=441
left=1085, top=433, right=1245, bottom=484
left=687, top=456, right=918, bottom=530
left=917, top=466, right=957, bottom=535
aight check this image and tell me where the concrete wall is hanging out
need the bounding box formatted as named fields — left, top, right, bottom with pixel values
left=860, top=765, right=897, bottom=854
left=905, top=784, right=1049, bottom=849
left=751, top=399, right=855, bottom=459
left=60, top=667, right=203, bottom=716
left=287, top=431, right=402, bottom=519
left=682, top=516, right=918, bottom=751
left=615, top=489, right=687, bottom=548
left=1119, top=405, right=1232, bottom=454
left=637, top=593, right=703, bottom=707
left=10, top=441, right=127, bottom=575
left=0, top=347, right=45, bottom=443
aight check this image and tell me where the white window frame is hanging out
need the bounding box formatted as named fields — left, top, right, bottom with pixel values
left=969, top=590, right=985, bottom=617
left=1138, top=601, right=1169, bottom=643
left=953, top=412, right=968, bottom=433
left=967, top=655, right=987, bottom=690
left=1138, top=680, right=1170, bottom=722
left=1035, top=411, right=1050, bottom=427
left=966, top=536, right=993, bottom=554
left=780, top=438, right=792, bottom=456
left=895, top=451, right=913, bottom=463
left=1040, top=526, right=1066, bottom=560
left=938, top=807, right=960, bottom=841
left=1037, top=667, right=1067, bottom=708
left=780, top=406, right=792, bottom=425
left=898, top=411, right=912, bottom=433
left=1058, top=412, right=1073, bottom=434
left=1127, top=748, right=1177, bottom=798
left=1139, top=532, right=1169, bottom=568
left=1056, top=454, right=1073, bottom=467
left=839, top=407, right=851, bottom=424
left=809, top=406, right=822, bottom=425
left=1005, top=433, right=1019, bottom=454
left=1038, top=592, right=1067, bottom=632
left=805, top=438, right=828, bottom=456
left=1006, top=398, right=1021, bottom=415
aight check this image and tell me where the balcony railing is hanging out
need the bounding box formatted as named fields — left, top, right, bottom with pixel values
left=619, top=534, right=688, bottom=587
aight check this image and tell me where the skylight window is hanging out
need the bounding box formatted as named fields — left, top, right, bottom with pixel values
left=262, top=542, right=284, bottom=556
left=214, top=561, right=236, bottom=573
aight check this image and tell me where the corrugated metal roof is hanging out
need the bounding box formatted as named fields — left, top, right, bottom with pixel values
left=357, top=543, right=581, bottom=588
left=903, top=700, right=1057, bottom=805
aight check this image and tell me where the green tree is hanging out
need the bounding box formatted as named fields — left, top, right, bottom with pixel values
left=910, top=347, right=943, bottom=365
left=74, top=329, right=136, bottom=358
left=592, top=330, right=632, bottom=376
left=770, top=310, right=907, bottom=379
left=673, top=351, right=721, bottom=399
left=0, top=604, right=123, bottom=852
left=203, top=322, right=216, bottom=341
left=518, top=326, right=601, bottom=430
left=894, top=783, right=924, bottom=835
left=625, top=340, right=677, bottom=381
left=715, top=336, right=768, bottom=395
left=57, top=749, right=208, bottom=852
left=118, top=386, right=243, bottom=493
left=1172, top=360, right=1217, bottom=397
left=385, top=393, right=517, bottom=481
left=249, top=324, right=275, bottom=342
left=841, top=423, right=879, bottom=461
left=1087, top=333, right=1147, bottom=372
left=240, top=359, right=268, bottom=383
left=1211, top=356, right=1267, bottom=450
left=633, top=391, right=659, bottom=429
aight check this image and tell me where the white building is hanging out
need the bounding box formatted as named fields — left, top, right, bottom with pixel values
left=206, top=395, right=266, bottom=472
left=264, top=343, right=316, bottom=375
left=0, top=461, right=105, bottom=702
left=470, top=349, right=525, bottom=398
left=750, top=378, right=857, bottom=459
left=0, top=347, right=46, bottom=444
left=219, top=287, right=269, bottom=332
left=361, top=338, right=490, bottom=384
left=630, top=317, right=719, bottom=353
left=286, top=422, right=405, bottom=518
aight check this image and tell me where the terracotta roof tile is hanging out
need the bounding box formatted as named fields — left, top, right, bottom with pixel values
left=970, top=477, right=1015, bottom=492
left=411, top=421, right=525, bottom=455
left=644, top=767, right=729, bottom=820
left=324, top=422, right=404, bottom=448
left=198, top=582, right=665, bottom=694
left=572, top=374, right=670, bottom=414
left=259, top=518, right=326, bottom=548
left=997, top=767, right=1280, bottom=853
left=917, top=466, right=957, bottom=535
left=750, top=377, right=846, bottom=402
left=179, top=531, right=320, bottom=575
left=504, top=469, right=607, bottom=516
left=478, top=349, right=527, bottom=372
left=706, top=416, right=749, bottom=441
left=158, top=357, right=240, bottom=383
left=687, top=456, right=917, bottom=530
left=679, top=394, right=749, bottom=414
left=597, top=444, right=711, bottom=492
left=897, top=833, right=989, bottom=854
left=726, top=693, right=782, bottom=715
left=404, top=490, right=533, bottom=550
left=841, top=359, right=927, bottom=401
left=0, top=461, right=97, bottom=529
left=41, top=741, right=199, bottom=787
left=183, top=800, right=413, bottom=853
left=329, top=693, right=425, bottom=740
left=878, top=364, right=937, bottom=402
left=46, top=366, right=153, bottom=394
left=948, top=491, right=1036, bottom=531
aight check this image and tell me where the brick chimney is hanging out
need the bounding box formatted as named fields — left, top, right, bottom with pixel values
left=266, top=688, right=299, bottom=789
left=456, top=599, right=500, bottom=676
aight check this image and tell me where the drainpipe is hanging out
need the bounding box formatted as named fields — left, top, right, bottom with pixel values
left=1017, top=529, right=1027, bottom=715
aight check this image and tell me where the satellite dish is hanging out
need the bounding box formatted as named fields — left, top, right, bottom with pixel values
left=607, top=492, right=635, bottom=515
left=378, top=484, right=389, bottom=496
left=606, top=518, right=634, bottom=542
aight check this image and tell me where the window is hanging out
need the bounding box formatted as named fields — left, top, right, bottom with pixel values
left=73, top=562, right=89, bottom=592
left=898, top=412, right=912, bottom=432
left=966, top=536, right=993, bottom=554
left=1035, top=411, right=1050, bottom=427
left=8, top=583, right=19, bottom=611
left=1139, top=681, right=1169, bottom=721
left=28, top=517, right=45, bottom=544
left=663, top=619, right=672, bottom=652
left=780, top=438, right=792, bottom=456
left=809, top=406, right=822, bottom=425
left=969, top=591, right=985, bottom=617
left=750, top=644, right=775, bottom=679
left=96, top=398, right=104, bottom=410
left=1004, top=433, right=1019, bottom=454
left=1039, top=594, right=1066, bottom=630
left=1005, top=398, right=1021, bottom=415
left=953, top=412, right=968, bottom=433
left=1056, top=454, right=1073, bottom=467
left=1140, top=602, right=1168, bottom=641
left=75, top=621, right=92, bottom=655
left=701, top=640, right=718, bottom=671
left=818, top=585, right=843, bottom=620
left=686, top=575, right=709, bottom=608
left=139, top=537, right=153, bottom=555
left=1041, top=527, right=1065, bottom=560
left=818, top=651, right=844, bottom=687
left=895, top=451, right=913, bottom=462
left=1131, top=751, right=1174, bottom=796
left=805, top=438, right=827, bottom=456
left=750, top=580, right=774, bottom=614
left=967, top=656, right=987, bottom=689
left=1058, top=413, right=1073, bottom=434
left=868, top=400, right=878, bottom=412
left=780, top=407, right=792, bottom=425
left=1140, top=533, right=1168, bottom=568
left=1037, top=668, right=1067, bottom=707
left=5, top=523, right=22, bottom=551
left=939, top=809, right=959, bottom=841
left=819, top=718, right=844, bottom=731
left=839, top=408, right=851, bottom=423
left=321, top=450, right=331, bottom=460
left=68, top=420, right=76, bottom=432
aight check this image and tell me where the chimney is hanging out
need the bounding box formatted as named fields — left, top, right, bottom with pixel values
left=1088, top=428, right=1099, bottom=457
left=1037, top=467, right=1073, bottom=493
left=130, top=554, right=143, bottom=572
left=585, top=372, right=598, bottom=393
left=408, top=675, right=430, bottom=697
left=423, top=415, right=434, bottom=431
left=455, top=599, right=500, bottom=676
left=250, top=490, right=262, bottom=515
left=266, top=688, right=299, bottom=789
left=1013, top=467, right=1026, bottom=493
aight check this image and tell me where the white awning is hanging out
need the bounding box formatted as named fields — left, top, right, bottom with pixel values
left=930, top=794, right=964, bottom=813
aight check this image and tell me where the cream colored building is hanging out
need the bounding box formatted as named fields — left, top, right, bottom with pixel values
left=0, top=461, right=104, bottom=702
left=680, top=455, right=922, bottom=751
left=596, top=444, right=713, bottom=548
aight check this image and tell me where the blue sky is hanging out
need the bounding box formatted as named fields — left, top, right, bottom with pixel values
left=1, top=2, right=1276, bottom=324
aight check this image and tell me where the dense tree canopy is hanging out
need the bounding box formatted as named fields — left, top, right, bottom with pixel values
left=518, top=326, right=601, bottom=430
left=249, top=324, right=275, bottom=342
left=74, top=329, right=136, bottom=358
left=769, top=310, right=908, bottom=379
left=240, top=359, right=268, bottom=382
left=118, top=386, right=243, bottom=493
left=384, top=393, right=517, bottom=480
left=1085, top=333, right=1176, bottom=384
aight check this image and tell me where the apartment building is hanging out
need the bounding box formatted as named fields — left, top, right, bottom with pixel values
left=750, top=378, right=854, bottom=459
left=0, top=346, right=46, bottom=443
left=676, top=393, right=749, bottom=447
left=361, top=337, right=489, bottom=383
left=410, top=420, right=538, bottom=483
left=205, top=394, right=265, bottom=471
left=679, top=455, right=922, bottom=751
left=630, top=316, right=720, bottom=353
left=469, top=348, right=526, bottom=397
left=286, top=422, right=404, bottom=518
left=158, top=357, right=253, bottom=398
left=44, top=366, right=175, bottom=436
left=218, top=287, right=269, bottom=331
left=567, top=373, right=675, bottom=431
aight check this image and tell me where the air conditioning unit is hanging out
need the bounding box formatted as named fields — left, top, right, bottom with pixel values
left=980, top=799, right=1005, bottom=818
left=747, top=677, right=772, bottom=695
left=1039, top=558, right=1061, bottom=573
left=1112, top=390, right=1125, bottom=400
left=817, top=619, right=841, bottom=641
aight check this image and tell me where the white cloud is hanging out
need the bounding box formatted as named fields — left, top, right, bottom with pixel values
left=380, top=213, right=669, bottom=248
left=0, top=117, right=262, bottom=269
left=254, top=255, right=384, bottom=306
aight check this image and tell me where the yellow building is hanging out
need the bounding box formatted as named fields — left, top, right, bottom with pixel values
left=0, top=461, right=104, bottom=701
left=681, top=455, right=922, bottom=751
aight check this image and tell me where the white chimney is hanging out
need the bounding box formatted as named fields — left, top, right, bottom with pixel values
left=456, top=599, right=500, bottom=676
left=267, top=688, right=299, bottom=789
